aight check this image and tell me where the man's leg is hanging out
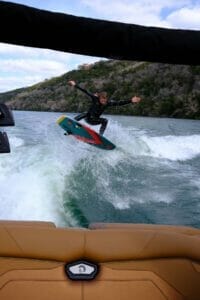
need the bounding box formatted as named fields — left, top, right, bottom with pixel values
left=99, top=118, right=108, bottom=135
left=74, top=112, right=88, bottom=121
left=85, top=117, right=108, bottom=135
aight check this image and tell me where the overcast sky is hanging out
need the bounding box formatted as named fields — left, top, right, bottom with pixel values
left=0, top=0, right=200, bottom=92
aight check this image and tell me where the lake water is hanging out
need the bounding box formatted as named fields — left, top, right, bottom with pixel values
left=0, top=111, right=200, bottom=228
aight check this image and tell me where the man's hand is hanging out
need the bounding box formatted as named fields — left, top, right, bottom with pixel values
left=131, top=96, right=141, bottom=103
left=68, top=80, right=76, bottom=86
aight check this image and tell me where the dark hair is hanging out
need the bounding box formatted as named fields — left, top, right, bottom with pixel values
left=98, top=91, right=107, bottom=98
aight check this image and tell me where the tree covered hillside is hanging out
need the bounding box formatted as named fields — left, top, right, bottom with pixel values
left=0, top=60, right=200, bottom=119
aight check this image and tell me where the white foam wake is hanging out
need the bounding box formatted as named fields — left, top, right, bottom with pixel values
left=141, top=134, right=200, bottom=161
left=103, top=120, right=200, bottom=161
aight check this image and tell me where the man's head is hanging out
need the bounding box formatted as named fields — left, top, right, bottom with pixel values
left=98, top=92, right=108, bottom=105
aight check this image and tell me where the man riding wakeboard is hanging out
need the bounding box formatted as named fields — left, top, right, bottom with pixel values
left=68, top=80, right=141, bottom=135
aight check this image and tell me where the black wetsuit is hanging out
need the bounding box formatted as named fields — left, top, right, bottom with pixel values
left=74, top=84, right=132, bottom=135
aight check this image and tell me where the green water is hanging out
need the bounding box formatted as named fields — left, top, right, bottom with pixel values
left=0, top=111, right=200, bottom=228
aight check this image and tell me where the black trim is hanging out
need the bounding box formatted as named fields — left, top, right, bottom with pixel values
left=0, top=104, right=15, bottom=127
left=0, top=132, right=10, bottom=153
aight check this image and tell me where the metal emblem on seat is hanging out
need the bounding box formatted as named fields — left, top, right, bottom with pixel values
left=65, top=260, right=99, bottom=281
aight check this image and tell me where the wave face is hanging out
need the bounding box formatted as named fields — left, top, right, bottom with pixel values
left=0, top=111, right=200, bottom=228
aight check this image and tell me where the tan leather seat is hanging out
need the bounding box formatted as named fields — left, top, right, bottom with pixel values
left=0, top=221, right=200, bottom=299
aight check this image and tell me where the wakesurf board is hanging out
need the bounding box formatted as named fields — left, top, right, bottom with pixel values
left=57, top=115, right=116, bottom=150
